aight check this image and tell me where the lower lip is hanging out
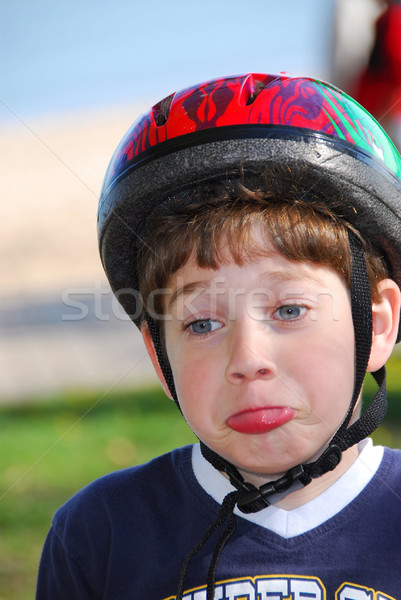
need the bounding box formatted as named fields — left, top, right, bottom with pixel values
left=227, top=407, right=295, bottom=434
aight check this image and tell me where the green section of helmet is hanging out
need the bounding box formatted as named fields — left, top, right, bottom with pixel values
left=318, top=81, right=401, bottom=179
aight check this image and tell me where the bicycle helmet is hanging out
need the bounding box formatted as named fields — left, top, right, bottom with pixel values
left=98, top=73, right=401, bottom=598
left=99, top=72, right=401, bottom=324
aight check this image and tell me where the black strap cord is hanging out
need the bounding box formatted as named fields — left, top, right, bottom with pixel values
left=175, top=491, right=239, bottom=600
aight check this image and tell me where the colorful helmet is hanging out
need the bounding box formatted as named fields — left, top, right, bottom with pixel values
left=98, top=72, right=401, bottom=333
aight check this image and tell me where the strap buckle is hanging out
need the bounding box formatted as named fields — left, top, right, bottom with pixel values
left=309, top=443, right=342, bottom=479
left=237, top=464, right=307, bottom=514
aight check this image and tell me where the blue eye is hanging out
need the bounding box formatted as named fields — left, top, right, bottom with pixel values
left=276, top=305, right=304, bottom=320
left=189, top=319, right=222, bottom=334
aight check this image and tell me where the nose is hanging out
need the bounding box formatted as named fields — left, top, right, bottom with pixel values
left=225, top=322, right=277, bottom=384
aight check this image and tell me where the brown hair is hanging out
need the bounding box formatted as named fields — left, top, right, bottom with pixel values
left=137, top=179, right=388, bottom=323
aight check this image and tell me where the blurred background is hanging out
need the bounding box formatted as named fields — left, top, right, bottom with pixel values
left=2, top=0, right=397, bottom=402
left=1, top=0, right=401, bottom=598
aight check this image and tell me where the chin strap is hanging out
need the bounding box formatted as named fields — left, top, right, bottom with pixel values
left=146, top=233, right=388, bottom=599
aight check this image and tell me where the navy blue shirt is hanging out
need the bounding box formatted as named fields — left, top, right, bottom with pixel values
left=36, top=445, right=401, bottom=599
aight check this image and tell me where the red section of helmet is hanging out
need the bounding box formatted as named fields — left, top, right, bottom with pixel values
left=106, top=73, right=358, bottom=186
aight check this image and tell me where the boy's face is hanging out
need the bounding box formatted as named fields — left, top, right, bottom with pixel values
left=161, top=238, right=356, bottom=481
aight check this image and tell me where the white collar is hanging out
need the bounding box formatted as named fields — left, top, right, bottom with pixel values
left=192, top=439, right=384, bottom=538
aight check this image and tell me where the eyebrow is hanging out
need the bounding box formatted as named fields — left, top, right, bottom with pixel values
left=168, top=280, right=212, bottom=311
left=258, top=269, right=326, bottom=287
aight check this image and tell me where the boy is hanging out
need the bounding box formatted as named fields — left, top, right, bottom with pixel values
left=37, top=73, right=401, bottom=599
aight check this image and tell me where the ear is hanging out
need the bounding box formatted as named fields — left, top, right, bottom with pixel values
left=367, top=279, right=401, bottom=372
left=141, top=323, right=174, bottom=400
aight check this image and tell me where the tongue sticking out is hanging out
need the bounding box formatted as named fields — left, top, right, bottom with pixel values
left=227, top=406, right=295, bottom=434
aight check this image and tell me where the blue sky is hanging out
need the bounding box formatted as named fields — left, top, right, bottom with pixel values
left=1, top=0, right=336, bottom=123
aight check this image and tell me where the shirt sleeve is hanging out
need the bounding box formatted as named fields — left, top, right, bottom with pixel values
left=36, top=525, right=94, bottom=600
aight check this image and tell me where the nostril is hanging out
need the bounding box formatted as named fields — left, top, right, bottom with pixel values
left=232, top=372, right=245, bottom=380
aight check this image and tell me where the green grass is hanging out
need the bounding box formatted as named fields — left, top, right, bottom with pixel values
left=362, top=350, right=401, bottom=446
left=0, top=385, right=196, bottom=600
left=2, top=352, right=401, bottom=600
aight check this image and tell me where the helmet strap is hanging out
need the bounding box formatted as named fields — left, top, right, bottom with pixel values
left=144, top=311, right=180, bottom=407
left=146, top=232, right=388, bottom=512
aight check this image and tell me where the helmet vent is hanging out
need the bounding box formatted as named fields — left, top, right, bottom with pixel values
left=244, top=79, right=266, bottom=106
left=153, top=93, right=174, bottom=127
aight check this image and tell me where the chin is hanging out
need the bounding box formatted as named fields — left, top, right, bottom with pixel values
left=224, top=453, right=296, bottom=479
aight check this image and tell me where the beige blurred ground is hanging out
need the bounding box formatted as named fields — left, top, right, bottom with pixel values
left=0, top=105, right=158, bottom=402
left=1, top=106, right=131, bottom=294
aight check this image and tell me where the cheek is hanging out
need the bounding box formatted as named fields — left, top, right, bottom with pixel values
left=166, top=328, right=223, bottom=393
left=168, top=351, right=213, bottom=405
left=301, top=333, right=355, bottom=422
left=169, top=353, right=225, bottom=436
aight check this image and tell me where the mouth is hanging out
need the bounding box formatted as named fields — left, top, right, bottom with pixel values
left=226, top=406, right=295, bottom=434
